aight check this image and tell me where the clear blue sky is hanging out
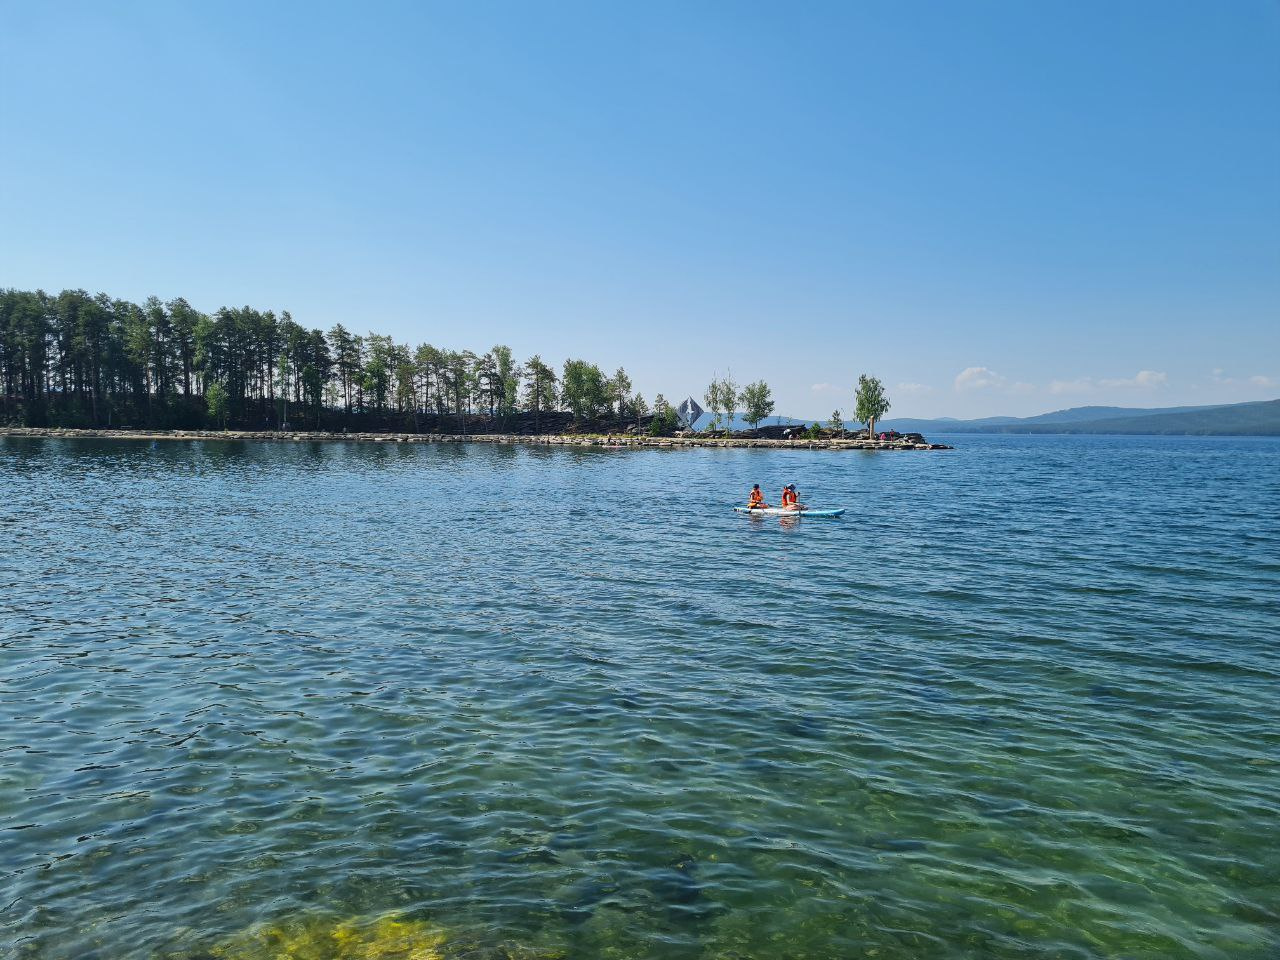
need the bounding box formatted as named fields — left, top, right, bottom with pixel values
left=2, top=0, right=1277, bottom=418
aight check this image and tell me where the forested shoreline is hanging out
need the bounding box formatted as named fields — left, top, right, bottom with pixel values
left=0, top=288, right=682, bottom=434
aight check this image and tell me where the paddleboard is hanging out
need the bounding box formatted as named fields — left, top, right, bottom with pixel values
left=734, top=507, right=845, bottom=517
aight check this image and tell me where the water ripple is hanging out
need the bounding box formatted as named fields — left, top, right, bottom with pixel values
left=1, top=435, right=1278, bottom=959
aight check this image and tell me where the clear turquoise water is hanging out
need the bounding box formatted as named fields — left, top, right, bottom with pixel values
left=1, top=435, right=1277, bottom=960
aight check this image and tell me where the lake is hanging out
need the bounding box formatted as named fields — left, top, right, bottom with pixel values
left=1, top=434, right=1277, bottom=959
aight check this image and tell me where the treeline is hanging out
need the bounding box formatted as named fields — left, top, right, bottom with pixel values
left=0, top=288, right=683, bottom=434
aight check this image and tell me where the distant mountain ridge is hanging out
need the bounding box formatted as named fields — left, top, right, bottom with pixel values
left=880, top=399, right=1280, bottom=436
left=690, top=399, right=1280, bottom=436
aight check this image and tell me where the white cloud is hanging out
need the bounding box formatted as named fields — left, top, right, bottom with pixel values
left=954, top=366, right=1006, bottom=391
left=952, top=366, right=1168, bottom=397
left=1049, top=378, right=1093, bottom=395
left=1050, top=370, right=1167, bottom=394
left=895, top=381, right=933, bottom=395
left=1218, top=371, right=1279, bottom=389
left=810, top=382, right=844, bottom=394
left=1099, top=370, right=1167, bottom=389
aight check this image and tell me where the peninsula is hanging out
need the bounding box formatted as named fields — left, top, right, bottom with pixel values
left=0, top=426, right=952, bottom=451
left=1, top=286, right=908, bottom=444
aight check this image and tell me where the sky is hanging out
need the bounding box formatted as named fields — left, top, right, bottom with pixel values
left=1, top=0, right=1277, bottom=419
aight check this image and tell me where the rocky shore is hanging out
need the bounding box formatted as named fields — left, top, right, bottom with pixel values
left=0, top=426, right=953, bottom=450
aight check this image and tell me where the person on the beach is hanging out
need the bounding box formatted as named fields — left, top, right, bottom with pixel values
left=748, top=484, right=768, bottom=509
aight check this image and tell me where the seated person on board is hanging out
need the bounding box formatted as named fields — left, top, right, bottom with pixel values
left=747, top=484, right=769, bottom=509
left=780, top=484, right=805, bottom=511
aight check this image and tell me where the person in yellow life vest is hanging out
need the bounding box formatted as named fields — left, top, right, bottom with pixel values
left=747, top=484, right=769, bottom=509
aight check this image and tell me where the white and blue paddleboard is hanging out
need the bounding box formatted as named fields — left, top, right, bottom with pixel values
left=734, top=506, right=845, bottom=517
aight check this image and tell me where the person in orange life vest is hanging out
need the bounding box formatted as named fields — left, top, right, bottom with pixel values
left=748, top=484, right=769, bottom=509
left=781, top=484, right=804, bottom=511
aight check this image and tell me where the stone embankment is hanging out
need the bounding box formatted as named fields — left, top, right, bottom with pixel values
left=0, top=426, right=952, bottom=451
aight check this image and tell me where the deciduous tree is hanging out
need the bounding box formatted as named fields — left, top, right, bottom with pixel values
left=740, top=380, right=774, bottom=432
left=854, top=374, right=891, bottom=438
left=562, top=359, right=607, bottom=424
left=206, top=381, right=228, bottom=429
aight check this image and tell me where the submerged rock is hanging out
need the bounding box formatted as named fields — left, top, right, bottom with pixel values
left=557, top=875, right=621, bottom=925
left=653, top=855, right=703, bottom=906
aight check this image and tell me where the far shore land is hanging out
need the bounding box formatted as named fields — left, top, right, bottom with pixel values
left=0, top=425, right=953, bottom=451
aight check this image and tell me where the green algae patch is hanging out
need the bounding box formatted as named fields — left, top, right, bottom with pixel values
left=209, top=912, right=447, bottom=960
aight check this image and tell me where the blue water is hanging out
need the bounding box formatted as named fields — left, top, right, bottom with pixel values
left=1, top=434, right=1277, bottom=959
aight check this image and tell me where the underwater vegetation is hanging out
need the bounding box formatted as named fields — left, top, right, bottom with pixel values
left=186, top=912, right=565, bottom=960
left=197, top=913, right=447, bottom=960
